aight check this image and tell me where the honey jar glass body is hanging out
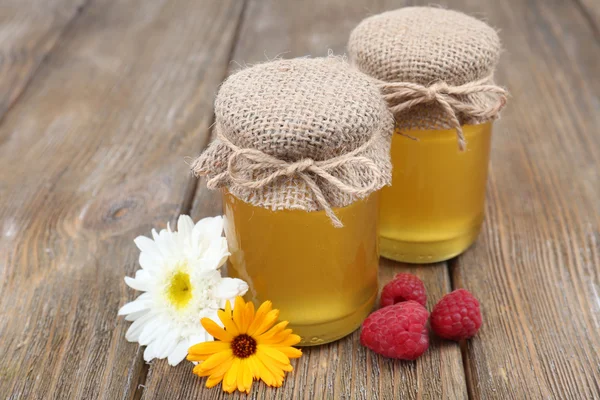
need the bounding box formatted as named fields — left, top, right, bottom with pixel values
left=223, top=190, right=380, bottom=346
left=379, top=122, right=492, bottom=263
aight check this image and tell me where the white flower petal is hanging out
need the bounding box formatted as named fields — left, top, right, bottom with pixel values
left=134, top=236, right=162, bottom=260
left=118, top=297, right=152, bottom=316
left=139, top=319, right=170, bottom=346
left=154, top=328, right=180, bottom=358
left=154, top=229, right=178, bottom=259
left=124, top=273, right=150, bottom=292
left=144, top=341, right=157, bottom=362
left=125, top=312, right=155, bottom=342
left=192, top=216, right=224, bottom=247
left=135, top=268, right=152, bottom=280
left=119, top=214, right=251, bottom=368
left=213, top=278, right=248, bottom=303
left=167, top=339, right=190, bottom=366
left=191, top=266, right=220, bottom=280
left=162, top=336, right=181, bottom=360
left=124, top=309, right=148, bottom=322
left=139, top=252, right=161, bottom=272
left=188, top=333, right=209, bottom=347
left=199, top=240, right=230, bottom=270
left=177, top=215, right=194, bottom=239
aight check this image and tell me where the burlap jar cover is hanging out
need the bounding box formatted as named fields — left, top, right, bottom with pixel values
left=192, top=57, right=394, bottom=227
left=348, top=7, right=508, bottom=150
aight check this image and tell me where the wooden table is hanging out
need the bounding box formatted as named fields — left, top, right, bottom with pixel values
left=1, top=0, right=598, bottom=398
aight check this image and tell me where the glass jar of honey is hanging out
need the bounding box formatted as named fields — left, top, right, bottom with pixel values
left=349, top=7, right=508, bottom=263
left=223, top=191, right=380, bottom=345
left=192, top=57, right=393, bottom=344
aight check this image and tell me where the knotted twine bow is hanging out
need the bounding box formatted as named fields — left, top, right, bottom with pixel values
left=196, top=129, right=384, bottom=228
left=379, top=76, right=507, bottom=151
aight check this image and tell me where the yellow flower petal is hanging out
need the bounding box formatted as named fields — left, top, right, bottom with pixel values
left=245, top=301, right=255, bottom=322
left=264, top=333, right=302, bottom=347
left=256, top=354, right=285, bottom=387
left=256, top=332, right=289, bottom=345
left=249, top=309, right=280, bottom=337
left=188, top=340, right=230, bottom=357
left=256, top=321, right=288, bottom=341
left=236, top=360, right=245, bottom=393
left=218, top=308, right=239, bottom=337
left=236, top=359, right=253, bottom=394
left=272, top=345, right=303, bottom=359
left=198, top=349, right=234, bottom=372
left=257, top=344, right=290, bottom=365
left=257, top=349, right=293, bottom=373
left=201, top=317, right=234, bottom=342
left=238, top=301, right=253, bottom=335
left=206, top=374, right=224, bottom=388
left=254, top=355, right=279, bottom=387
left=247, top=300, right=272, bottom=335
left=187, top=353, right=205, bottom=362
left=196, top=356, right=234, bottom=378
left=188, top=298, right=302, bottom=394
left=233, top=296, right=249, bottom=333
left=247, top=355, right=262, bottom=378
left=242, top=360, right=253, bottom=393
left=223, top=358, right=240, bottom=393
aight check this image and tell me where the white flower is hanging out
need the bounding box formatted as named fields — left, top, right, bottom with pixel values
left=118, top=215, right=248, bottom=366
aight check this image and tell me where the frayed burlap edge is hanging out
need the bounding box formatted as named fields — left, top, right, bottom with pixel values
left=191, top=120, right=392, bottom=227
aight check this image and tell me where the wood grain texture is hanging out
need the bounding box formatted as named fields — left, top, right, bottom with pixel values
left=0, top=0, right=89, bottom=118
left=142, top=0, right=467, bottom=399
left=575, top=0, right=600, bottom=34
left=440, top=0, right=600, bottom=398
left=0, top=0, right=246, bottom=398
left=2, top=0, right=598, bottom=399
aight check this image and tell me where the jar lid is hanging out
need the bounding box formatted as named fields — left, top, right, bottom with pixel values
left=348, top=7, right=507, bottom=149
left=192, top=57, right=393, bottom=227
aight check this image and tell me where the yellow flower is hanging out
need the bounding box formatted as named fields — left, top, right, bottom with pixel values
left=187, top=296, right=302, bottom=393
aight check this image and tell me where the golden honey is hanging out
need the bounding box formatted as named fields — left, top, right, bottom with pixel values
left=379, top=123, right=492, bottom=263
left=223, top=191, right=380, bottom=346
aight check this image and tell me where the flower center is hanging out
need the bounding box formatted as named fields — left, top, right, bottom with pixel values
left=231, top=334, right=257, bottom=359
left=167, top=270, right=193, bottom=310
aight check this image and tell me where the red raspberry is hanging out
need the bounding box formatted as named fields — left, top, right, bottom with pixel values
left=430, top=289, right=482, bottom=341
left=380, top=273, right=427, bottom=307
left=360, top=300, right=429, bottom=360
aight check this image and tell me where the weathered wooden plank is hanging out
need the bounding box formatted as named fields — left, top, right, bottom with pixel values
left=576, top=0, right=600, bottom=33
left=440, top=0, right=600, bottom=398
left=0, top=0, right=89, bottom=118
left=0, top=0, right=246, bottom=398
left=143, top=0, right=467, bottom=399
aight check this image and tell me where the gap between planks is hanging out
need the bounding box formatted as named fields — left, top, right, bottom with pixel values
left=133, top=1, right=250, bottom=398
left=447, top=256, right=475, bottom=400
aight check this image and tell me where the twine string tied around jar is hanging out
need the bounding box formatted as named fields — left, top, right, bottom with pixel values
left=201, top=130, right=384, bottom=228
left=379, top=76, right=507, bottom=151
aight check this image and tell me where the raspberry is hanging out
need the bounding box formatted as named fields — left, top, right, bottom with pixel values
left=380, top=273, right=427, bottom=307
left=360, top=301, right=429, bottom=360
left=430, top=289, right=482, bottom=341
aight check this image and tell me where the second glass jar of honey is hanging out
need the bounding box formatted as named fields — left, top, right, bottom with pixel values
left=349, top=7, right=508, bottom=263
left=192, top=57, right=393, bottom=345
